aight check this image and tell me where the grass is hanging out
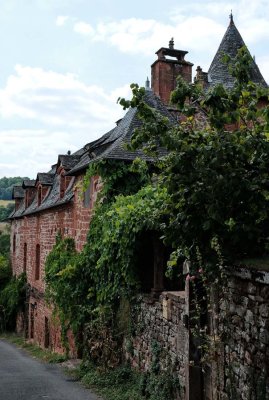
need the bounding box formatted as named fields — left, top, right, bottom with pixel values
left=68, top=362, right=143, bottom=400
left=0, top=333, right=67, bottom=363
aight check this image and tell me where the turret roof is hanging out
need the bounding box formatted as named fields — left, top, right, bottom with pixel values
left=208, top=16, right=267, bottom=88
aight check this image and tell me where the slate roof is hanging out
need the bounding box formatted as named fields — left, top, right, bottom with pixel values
left=22, top=179, right=36, bottom=188
left=57, top=154, right=81, bottom=170
left=36, top=173, right=54, bottom=186
left=10, top=175, right=75, bottom=219
left=208, top=16, right=267, bottom=89
left=67, top=90, right=176, bottom=175
left=12, top=186, right=24, bottom=199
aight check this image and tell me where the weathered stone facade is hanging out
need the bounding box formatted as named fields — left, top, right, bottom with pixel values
left=125, top=291, right=187, bottom=397
left=217, top=268, right=269, bottom=400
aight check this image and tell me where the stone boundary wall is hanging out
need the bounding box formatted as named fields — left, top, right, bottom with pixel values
left=218, top=267, right=269, bottom=400
left=125, top=291, right=188, bottom=399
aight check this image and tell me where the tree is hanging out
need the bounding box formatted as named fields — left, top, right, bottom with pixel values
left=0, top=177, right=29, bottom=200
left=119, top=47, right=269, bottom=272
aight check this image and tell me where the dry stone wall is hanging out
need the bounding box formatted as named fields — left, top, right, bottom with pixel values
left=218, top=268, right=269, bottom=400
left=125, top=291, right=188, bottom=399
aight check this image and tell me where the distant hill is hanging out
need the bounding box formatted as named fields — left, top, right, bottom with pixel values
left=0, top=177, right=29, bottom=200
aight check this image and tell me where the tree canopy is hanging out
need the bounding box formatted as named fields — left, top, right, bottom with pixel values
left=119, top=46, right=269, bottom=271
left=0, top=177, right=29, bottom=200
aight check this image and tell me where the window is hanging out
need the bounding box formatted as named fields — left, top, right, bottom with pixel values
left=83, top=180, right=92, bottom=208
left=13, top=234, right=16, bottom=253
left=35, top=244, right=40, bottom=280
left=44, top=317, right=50, bottom=348
left=38, top=186, right=42, bottom=206
left=23, top=243, right=27, bottom=273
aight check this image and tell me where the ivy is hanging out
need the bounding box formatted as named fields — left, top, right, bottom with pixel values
left=45, top=160, right=167, bottom=357
left=0, top=272, right=26, bottom=331
left=81, top=183, right=167, bottom=305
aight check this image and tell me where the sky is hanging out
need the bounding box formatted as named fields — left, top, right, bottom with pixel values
left=0, top=0, right=268, bottom=178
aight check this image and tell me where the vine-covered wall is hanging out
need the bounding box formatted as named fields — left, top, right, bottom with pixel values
left=125, top=291, right=187, bottom=399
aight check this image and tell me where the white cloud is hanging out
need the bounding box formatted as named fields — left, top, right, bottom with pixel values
left=72, top=16, right=223, bottom=59
left=259, top=55, right=269, bottom=84
left=56, top=15, right=69, bottom=26
left=0, top=65, right=128, bottom=127
left=70, top=2, right=269, bottom=78
left=73, top=21, right=94, bottom=36
left=0, top=66, right=131, bottom=177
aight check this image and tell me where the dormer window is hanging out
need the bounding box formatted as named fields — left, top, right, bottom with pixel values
left=25, top=191, right=29, bottom=208
left=38, top=186, right=42, bottom=206
left=60, top=174, right=65, bottom=199
left=60, top=174, right=72, bottom=199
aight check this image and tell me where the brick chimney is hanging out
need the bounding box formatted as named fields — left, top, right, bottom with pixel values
left=151, top=38, right=193, bottom=105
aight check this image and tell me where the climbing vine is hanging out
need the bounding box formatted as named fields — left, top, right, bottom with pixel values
left=45, top=159, right=168, bottom=360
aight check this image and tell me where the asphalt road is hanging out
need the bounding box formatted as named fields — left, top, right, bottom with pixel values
left=0, top=339, right=100, bottom=400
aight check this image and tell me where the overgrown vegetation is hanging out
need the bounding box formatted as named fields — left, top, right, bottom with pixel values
left=0, top=202, right=14, bottom=221
left=119, top=46, right=269, bottom=272
left=0, top=224, right=26, bottom=331
left=45, top=47, right=269, bottom=398
left=45, top=160, right=167, bottom=359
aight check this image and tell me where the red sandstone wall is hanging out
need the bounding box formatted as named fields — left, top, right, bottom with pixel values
left=10, top=172, right=101, bottom=355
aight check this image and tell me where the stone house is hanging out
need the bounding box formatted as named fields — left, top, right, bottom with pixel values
left=9, top=16, right=269, bottom=399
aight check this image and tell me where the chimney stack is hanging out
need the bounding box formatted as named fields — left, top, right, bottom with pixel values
left=151, top=40, right=193, bottom=105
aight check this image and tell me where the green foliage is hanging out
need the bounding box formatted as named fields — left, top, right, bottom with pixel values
left=45, top=159, right=167, bottom=358
left=77, top=361, right=180, bottom=400
left=44, top=46, right=269, bottom=397
left=0, top=177, right=29, bottom=200
left=0, top=255, right=12, bottom=290
left=45, top=236, right=81, bottom=337
left=82, top=183, right=167, bottom=305
left=80, top=363, right=142, bottom=400
left=0, top=273, right=26, bottom=331
left=139, top=341, right=180, bottom=400
left=83, top=158, right=151, bottom=201
left=45, top=183, right=167, bottom=348
left=0, top=203, right=14, bottom=221
left=121, top=47, right=269, bottom=272
left=0, top=234, right=11, bottom=257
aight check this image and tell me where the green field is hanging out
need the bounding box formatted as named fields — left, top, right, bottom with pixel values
left=0, top=200, right=14, bottom=207
left=0, top=200, right=13, bottom=231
